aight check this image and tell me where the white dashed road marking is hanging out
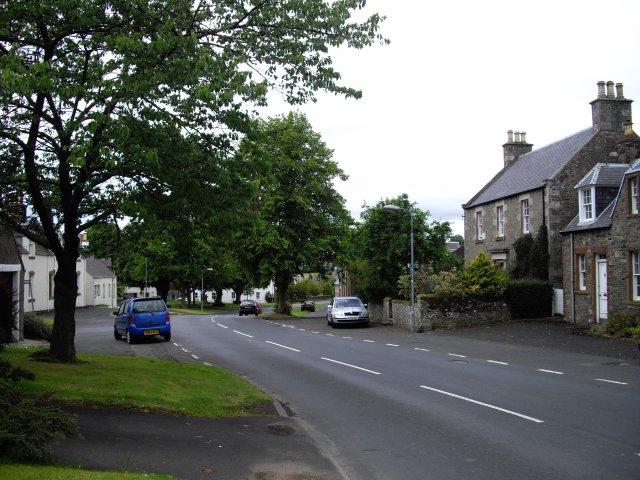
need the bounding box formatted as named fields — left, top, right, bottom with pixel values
left=233, top=330, right=253, bottom=338
left=538, top=369, right=563, bottom=375
left=595, top=378, right=628, bottom=385
left=420, top=385, right=544, bottom=424
left=265, top=341, right=300, bottom=353
left=322, top=357, right=381, bottom=375
left=487, top=360, right=509, bottom=365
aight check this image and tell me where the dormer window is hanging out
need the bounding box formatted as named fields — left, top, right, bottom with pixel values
left=631, top=177, right=639, bottom=214
left=579, top=187, right=594, bottom=223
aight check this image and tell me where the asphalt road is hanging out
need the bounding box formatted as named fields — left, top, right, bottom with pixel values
left=72, top=305, right=640, bottom=480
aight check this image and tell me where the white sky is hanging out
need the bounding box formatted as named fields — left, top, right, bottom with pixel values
left=262, top=0, right=640, bottom=236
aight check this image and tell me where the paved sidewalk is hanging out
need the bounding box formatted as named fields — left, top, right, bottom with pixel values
left=52, top=407, right=343, bottom=480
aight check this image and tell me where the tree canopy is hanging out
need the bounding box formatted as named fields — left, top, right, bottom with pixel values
left=238, top=111, right=352, bottom=313
left=344, top=195, right=454, bottom=303
left=0, top=0, right=387, bottom=361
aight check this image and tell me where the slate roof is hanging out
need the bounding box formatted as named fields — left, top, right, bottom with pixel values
left=464, top=127, right=593, bottom=208
left=562, top=159, right=639, bottom=233
left=562, top=201, right=615, bottom=233
left=574, top=162, right=629, bottom=188
left=86, top=257, right=114, bottom=279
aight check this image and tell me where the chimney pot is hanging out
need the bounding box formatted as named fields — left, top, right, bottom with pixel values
left=624, top=121, right=633, bottom=137
left=521, top=131, right=527, bottom=144
left=507, top=130, right=514, bottom=143
left=514, top=131, right=521, bottom=143
left=616, top=82, right=624, bottom=99
left=597, top=81, right=606, bottom=98
left=606, top=81, right=615, bottom=98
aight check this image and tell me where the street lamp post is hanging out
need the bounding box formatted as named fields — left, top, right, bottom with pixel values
left=383, top=204, right=416, bottom=333
left=201, top=267, right=213, bottom=312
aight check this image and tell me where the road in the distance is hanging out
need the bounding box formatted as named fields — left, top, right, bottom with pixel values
left=76, top=306, right=640, bottom=480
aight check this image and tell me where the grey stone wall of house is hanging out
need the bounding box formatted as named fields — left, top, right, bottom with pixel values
left=561, top=229, right=610, bottom=323
left=463, top=189, right=544, bottom=270
left=608, top=173, right=640, bottom=317
left=547, top=135, right=633, bottom=288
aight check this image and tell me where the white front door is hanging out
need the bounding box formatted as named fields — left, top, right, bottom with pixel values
left=596, top=255, right=608, bottom=322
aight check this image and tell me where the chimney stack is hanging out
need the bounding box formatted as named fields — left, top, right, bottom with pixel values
left=591, top=80, right=633, bottom=134
left=503, top=130, right=533, bottom=169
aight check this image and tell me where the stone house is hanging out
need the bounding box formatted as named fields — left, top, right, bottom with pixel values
left=561, top=159, right=640, bottom=323
left=462, top=81, right=637, bottom=315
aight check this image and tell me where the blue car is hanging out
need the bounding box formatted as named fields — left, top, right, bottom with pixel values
left=113, top=296, right=171, bottom=344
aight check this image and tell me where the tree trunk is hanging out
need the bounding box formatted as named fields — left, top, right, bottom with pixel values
left=274, top=276, right=291, bottom=314
left=214, top=287, right=223, bottom=306
left=48, top=251, right=79, bottom=363
left=156, top=278, right=170, bottom=302
left=233, top=287, right=243, bottom=304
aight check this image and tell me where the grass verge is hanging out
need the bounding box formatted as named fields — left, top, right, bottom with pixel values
left=0, top=462, right=174, bottom=480
left=1, top=347, right=272, bottom=417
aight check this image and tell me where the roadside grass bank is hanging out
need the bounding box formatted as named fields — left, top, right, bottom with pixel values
left=0, top=462, right=174, bottom=480
left=1, top=347, right=272, bottom=417
left=1, top=346, right=273, bottom=479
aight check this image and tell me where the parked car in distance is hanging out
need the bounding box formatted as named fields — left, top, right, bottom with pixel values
left=113, top=296, right=171, bottom=344
left=301, top=300, right=316, bottom=312
left=239, top=299, right=259, bottom=316
left=327, top=296, right=369, bottom=328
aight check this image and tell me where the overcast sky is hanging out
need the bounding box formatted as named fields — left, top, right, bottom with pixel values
left=262, top=0, right=640, bottom=236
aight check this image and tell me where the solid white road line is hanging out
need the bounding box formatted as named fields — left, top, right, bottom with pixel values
left=321, top=357, right=382, bottom=375
left=265, top=341, right=300, bottom=352
left=420, top=386, right=544, bottom=424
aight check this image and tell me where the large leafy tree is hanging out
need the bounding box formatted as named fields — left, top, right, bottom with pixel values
left=0, top=0, right=386, bottom=362
left=346, top=195, right=453, bottom=303
left=239, top=112, right=351, bottom=314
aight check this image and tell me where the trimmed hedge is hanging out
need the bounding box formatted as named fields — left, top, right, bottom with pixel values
left=505, top=278, right=553, bottom=319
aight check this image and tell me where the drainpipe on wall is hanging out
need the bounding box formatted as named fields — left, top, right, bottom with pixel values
left=570, top=233, right=575, bottom=324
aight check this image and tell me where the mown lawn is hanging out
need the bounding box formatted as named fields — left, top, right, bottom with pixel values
left=0, top=462, right=174, bottom=480
left=1, top=346, right=273, bottom=479
left=2, top=347, right=272, bottom=417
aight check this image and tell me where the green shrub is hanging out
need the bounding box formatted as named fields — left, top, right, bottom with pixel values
left=0, top=390, right=77, bottom=460
left=398, top=266, right=465, bottom=299
left=600, top=312, right=640, bottom=339
left=505, top=278, right=553, bottom=319
left=0, top=351, right=77, bottom=460
left=461, top=253, right=508, bottom=299
left=23, top=313, right=52, bottom=341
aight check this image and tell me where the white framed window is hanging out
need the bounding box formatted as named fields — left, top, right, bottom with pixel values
left=577, top=254, right=586, bottom=291
left=521, top=199, right=530, bottom=234
left=631, top=178, right=639, bottom=214
left=580, top=188, right=594, bottom=223
left=95, top=285, right=100, bottom=297
left=475, top=211, right=484, bottom=240
left=28, top=242, right=35, bottom=258
left=496, top=205, right=504, bottom=237
left=632, top=251, right=640, bottom=301
left=255, top=291, right=261, bottom=299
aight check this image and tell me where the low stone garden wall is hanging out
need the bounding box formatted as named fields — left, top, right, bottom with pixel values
left=370, top=295, right=510, bottom=331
